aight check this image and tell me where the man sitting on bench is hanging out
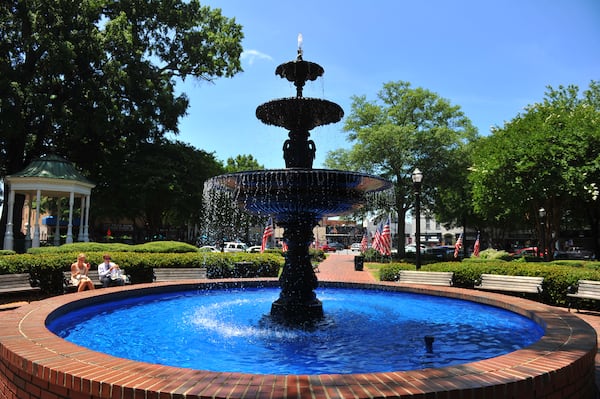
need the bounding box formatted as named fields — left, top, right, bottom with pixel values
left=98, top=254, right=125, bottom=288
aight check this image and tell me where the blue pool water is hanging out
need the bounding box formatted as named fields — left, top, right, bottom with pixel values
left=47, top=287, right=544, bottom=374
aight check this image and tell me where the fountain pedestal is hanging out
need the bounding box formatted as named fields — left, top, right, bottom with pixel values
left=270, top=216, right=323, bottom=323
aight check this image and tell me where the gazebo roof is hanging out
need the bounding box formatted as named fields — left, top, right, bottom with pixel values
left=9, top=154, right=94, bottom=184
left=6, top=154, right=95, bottom=196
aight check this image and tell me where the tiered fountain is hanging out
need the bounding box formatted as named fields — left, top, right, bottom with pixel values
left=206, top=37, right=391, bottom=324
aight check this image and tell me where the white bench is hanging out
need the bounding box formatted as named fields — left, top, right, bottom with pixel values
left=567, top=280, right=600, bottom=312
left=396, top=270, right=453, bottom=286
left=475, top=274, right=543, bottom=295
left=153, top=268, right=207, bottom=282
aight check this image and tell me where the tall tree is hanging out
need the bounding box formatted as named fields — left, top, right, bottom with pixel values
left=326, top=81, right=477, bottom=255
left=96, top=140, right=223, bottom=242
left=224, top=154, right=264, bottom=173
left=470, top=82, right=600, bottom=258
left=203, top=154, right=266, bottom=247
left=0, top=0, right=243, bottom=242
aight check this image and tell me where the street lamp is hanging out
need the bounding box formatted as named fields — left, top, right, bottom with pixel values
left=412, top=168, right=423, bottom=270
left=539, top=207, right=546, bottom=261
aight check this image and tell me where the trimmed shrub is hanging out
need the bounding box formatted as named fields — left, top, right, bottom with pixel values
left=376, top=259, right=600, bottom=309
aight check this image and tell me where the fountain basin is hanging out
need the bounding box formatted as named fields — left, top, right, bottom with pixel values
left=0, top=280, right=596, bottom=399
left=206, top=169, right=391, bottom=220
left=256, top=98, right=344, bottom=130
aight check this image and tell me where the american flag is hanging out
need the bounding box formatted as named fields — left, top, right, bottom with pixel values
left=260, top=217, right=273, bottom=253
left=372, top=222, right=383, bottom=253
left=454, top=233, right=463, bottom=259
left=281, top=241, right=288, bottom=252
left=379, top=217, right=392, bottom=256
left=374, top=217, right=392, bottom=256
left=360, top=233, right=368, bottom=253
left=473, top=233, right=480, bottom=257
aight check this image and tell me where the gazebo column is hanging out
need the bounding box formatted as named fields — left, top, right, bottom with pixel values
left=32, top=189, right=41, bottom=248
left=24, top=197, right=32, bottom=250
left=77, top=196, right=85, bottom=242
left=83, top=195, right=91, bottom=242
left=66, top=191, right=74, bottom=244
left=54, top=198, right=61, bottom=246
left=3, top=188, right=15, bottom=250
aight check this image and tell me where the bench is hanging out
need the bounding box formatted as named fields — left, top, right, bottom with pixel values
left=63, top=270, right=104, bottom=292
left=153, top=267, right=207, bottom=282
left=396, top=270, right=454, bottom=286
left=0, top=273, right=41, bottom=302
left=475, top=274, right=543, bottom=295
left=567, top=280, right=600, bottom=312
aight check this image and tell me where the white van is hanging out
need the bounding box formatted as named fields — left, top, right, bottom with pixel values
left=223, top=242, right=248, bottom=253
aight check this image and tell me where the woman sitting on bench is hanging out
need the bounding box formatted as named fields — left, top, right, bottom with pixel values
left=70, top=253, right=95, bottom=292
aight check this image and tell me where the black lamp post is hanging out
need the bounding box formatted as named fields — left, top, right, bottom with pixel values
left=539, top=207, right=546, bottom=261
left=412, top=168, right=423, bottom=270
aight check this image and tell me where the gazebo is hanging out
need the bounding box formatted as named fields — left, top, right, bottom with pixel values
left=2, top=154, right=95, bottom=250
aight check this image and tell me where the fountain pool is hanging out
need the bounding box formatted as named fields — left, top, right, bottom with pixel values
left=46, top=286, right=544, bottom=374
left=0, top=279, right=596, bottom=399
left=0, top=280, right=596, bottom=398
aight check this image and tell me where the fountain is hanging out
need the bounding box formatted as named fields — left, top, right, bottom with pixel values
left=206, top=36, right=391, bottom=324
left=0, top=38, right=596, bottom=399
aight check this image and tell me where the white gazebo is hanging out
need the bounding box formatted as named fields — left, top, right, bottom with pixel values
left=3, top=154, right=95, bottom=250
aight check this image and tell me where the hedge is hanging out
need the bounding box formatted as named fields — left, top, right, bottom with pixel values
left=377, top=258, right=600, bottom=309
left=0, top=249, right=283, bottom=296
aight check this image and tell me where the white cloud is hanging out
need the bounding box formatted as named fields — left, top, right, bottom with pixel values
left=241, top=49, right=273, bottom=66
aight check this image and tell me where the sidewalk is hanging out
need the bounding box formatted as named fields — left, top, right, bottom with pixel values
left=316, top=253, right=377, bottom=283
left=318, top=253, right=600, bottom=394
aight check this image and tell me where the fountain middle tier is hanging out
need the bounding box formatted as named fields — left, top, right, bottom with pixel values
left=206, top=168, right=391, bottom=222
left=256, top=98, right=344, bottom=130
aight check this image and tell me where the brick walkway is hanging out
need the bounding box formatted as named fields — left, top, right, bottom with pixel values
left=316, top=252, right=377, bottom=282
left=319, top=252, right=600, bottom=395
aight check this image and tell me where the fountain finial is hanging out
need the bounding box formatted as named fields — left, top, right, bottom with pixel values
left=297, top=33, right=303, bottom=60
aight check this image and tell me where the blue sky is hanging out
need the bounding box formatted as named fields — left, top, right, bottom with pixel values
left=170, top=0, right=600, bottom=170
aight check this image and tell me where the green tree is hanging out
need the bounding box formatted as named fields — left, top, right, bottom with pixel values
left=0, top=0, right=243, bottom=242
left=326, top=81, right=477, bottom=255
left=203, top=154, right=266, bottom=247
left=224, top=154, right=264, bottom=173
left=470, top=82, right=600, bottom=257
left=95, top=140, right=223, bottom=242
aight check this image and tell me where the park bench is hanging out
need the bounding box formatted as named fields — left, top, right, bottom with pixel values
left=396, top=270, right=454, bottom=286
left=63, top=270, right=104, bottom=292
left=567, top=280, right=600, bottom=312
left=153, top=267, right=207, bottom=282
left=474, top=274, right=543, bottom=296
left=0, top=273, right=41, bottom=303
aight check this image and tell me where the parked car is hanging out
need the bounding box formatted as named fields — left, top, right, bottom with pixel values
left=511, top=247, right=541, bottom=258
left=198, top=245, right=220, bottom=252
left=424, top=245, right=460, bottom=260
left=405, top=244, right=425, bottom=253
left=350, top=243, right=362, bottom=251
left=321, top=242, right=345, bottom=252
left=246, top=245, right=262, bottom=253
left=223, top=242, right=248, bottom=252
left=554, top=247, right=594, bottom=260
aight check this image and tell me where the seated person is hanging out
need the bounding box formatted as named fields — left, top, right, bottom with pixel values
left=70, top=253, right=95, bottom=292
left=98, top=254, right=125, bottom=287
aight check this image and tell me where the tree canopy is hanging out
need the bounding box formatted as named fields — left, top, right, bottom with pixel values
left=469, top=81, right=600, bottom=256
left=0, top=0, right=243, bottom=241
left=325, top=81, right=478, bottom=254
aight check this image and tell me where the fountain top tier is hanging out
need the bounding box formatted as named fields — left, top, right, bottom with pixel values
left=255, top=37, right=343, bottom=133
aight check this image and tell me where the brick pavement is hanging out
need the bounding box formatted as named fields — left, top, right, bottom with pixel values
left=316, top=252, right=377, bottom=282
